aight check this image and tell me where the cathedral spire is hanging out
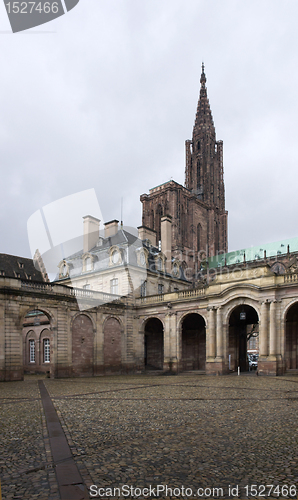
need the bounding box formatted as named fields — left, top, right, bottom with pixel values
left=200, top=62, right=206, bottom=87
left=194, top=63, right=215, bottom=136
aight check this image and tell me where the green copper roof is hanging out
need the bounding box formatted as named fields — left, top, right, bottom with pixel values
left=208, top=236, right=298, bottom=268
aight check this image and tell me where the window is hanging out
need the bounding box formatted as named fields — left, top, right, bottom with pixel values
left=140, top=280, right=147, bottom=297
left=85, top=257, right=92, bottom=272
left=157, top=257, right=162, bottom=271
left=158, top=283, right=164, bottom=295
left=18, top=262, right=24, bottom=269
left=29, top=340, right=35, bottom=363
left=44, top=339, right=50, bottom=363
left=83, top=284, right=91, bottom=290
left=0, top=270, right=5, bottom=276
left=110, top=278, right=118, bottom=295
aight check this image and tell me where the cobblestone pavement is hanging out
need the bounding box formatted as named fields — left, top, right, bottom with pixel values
left=1, top=373, right=298, bottom=499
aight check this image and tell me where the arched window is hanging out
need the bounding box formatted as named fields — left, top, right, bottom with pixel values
left=197, top=223, right=202, bottom=252
left=43, top=339, right=50, bottom=363
left=29, top=340, right=35, bottom=363
left=215, top=221, right=219, bottom=254
left=156, top=204, right=163, bottom=245
left=140, top=280, right=147, bottom=297
left=197, top=161, right=200, bottom=187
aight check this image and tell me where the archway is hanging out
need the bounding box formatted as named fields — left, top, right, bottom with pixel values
left=181, top=313, right=206, bottom=370
left=103, top=317, right=122, bottom=372
left=228, top=304, right=259, bottom=372
left=285, top=302, right=298, bottom=370
left=144, top=318, right=164, bottom=370
left=72, top=314, right=94, bottom=376
left=22, top=309, right=51, bottom=374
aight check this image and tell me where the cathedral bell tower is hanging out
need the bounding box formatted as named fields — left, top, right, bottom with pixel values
left=185, top=63, right=228, bottom=254
left=185, top=63, right=225, bottom=212
left=140, top=64, right=228, bottom=278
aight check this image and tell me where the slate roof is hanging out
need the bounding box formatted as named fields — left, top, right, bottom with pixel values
left=0, top=254, right=45, bottom=282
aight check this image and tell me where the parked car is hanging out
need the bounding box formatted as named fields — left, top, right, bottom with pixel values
left=248, top=353, right=258, bottom=370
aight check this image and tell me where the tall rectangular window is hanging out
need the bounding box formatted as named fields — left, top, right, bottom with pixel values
left=29, top=340, right=35, bottom=363
left=110, top=278, right=118, bottom=295
left=140, top=280, right=147, bottom=297
left=158, top=284, right=164, bottom=295
left=44, top=339, right=50, bottom=363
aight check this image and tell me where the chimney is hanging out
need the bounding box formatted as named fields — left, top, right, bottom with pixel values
left=161, top=215, right=172, bottom=274
left=83, top=215, right=100, bottom=253
left=104, top=219, right=119, bottom=238
left=137, top=226, right=157, bottom=247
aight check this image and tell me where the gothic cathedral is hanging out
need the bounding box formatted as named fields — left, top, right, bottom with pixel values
left=140, top=64, right=228, bottom=275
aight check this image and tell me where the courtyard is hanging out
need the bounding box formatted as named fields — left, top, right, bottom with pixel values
left=1, top=373, right=298, bottom=499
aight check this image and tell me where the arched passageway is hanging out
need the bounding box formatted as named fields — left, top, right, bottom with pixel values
left=181, top=313, right=206, bottom=371
left=285, top=302, right=298, bottom=370
left=229, top=305, right=259, bottom=372
left=22, top=309, right=51, bottom=374
left=144, top=318, right=164, bottom=370
left=72, top=314, right=94, bottom=376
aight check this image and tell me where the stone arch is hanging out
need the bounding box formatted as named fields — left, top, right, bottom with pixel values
left=227, top=301, right=259, bottom=372
left=144, top=317, right=164, bottom=370
left=72, top=313, right=94, bottom=376
left=103, top=316, right=123, bottom=372
left=284, top=300, right=298, bottom=370
left=71, top=311, right=96, bottom=332
left=180, top=313, right=206, bottom=371
left=22, top=308, right=52, bottom=374
left=25, top=329, right=37, bottom=367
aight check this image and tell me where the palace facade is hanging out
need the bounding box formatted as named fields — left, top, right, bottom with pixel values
left=1, top=66, right=298, bottom=381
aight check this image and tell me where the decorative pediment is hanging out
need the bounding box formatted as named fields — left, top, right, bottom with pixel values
left=270, top=261, right=286, bottom=276
left=286, top=260, right=298, bottom=274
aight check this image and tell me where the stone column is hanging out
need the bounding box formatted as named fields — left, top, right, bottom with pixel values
left=216, top=307, right=223, bottom=359
left=269, top=300, right=277, bottom=356
left=208, top=307, right=216, bottom=359
left=163, top=312, right=171, bottom=370
left=259, top=301, right=269, bottom=357
left=168, top=312, right=178, bottom=372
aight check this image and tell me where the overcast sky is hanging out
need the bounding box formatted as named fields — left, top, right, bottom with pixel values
left=1, top=0, right=298, bottom=260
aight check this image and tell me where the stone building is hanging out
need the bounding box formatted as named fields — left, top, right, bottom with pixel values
left=1, top=65, right=298, bottom=381
left=140, top=63, right=228, bottom=277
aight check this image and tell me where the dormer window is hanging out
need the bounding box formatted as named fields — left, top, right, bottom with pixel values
left=59, top=261, right=69, bottom=279
left=112, top=250, right=119, bottom=264
left=109, top=246, right=122, bottom=266
left=82, top=254, right=93, bottom=273
left=18, top=262, right=24, bottom=269
left=172, top=261, right=180, bottom=278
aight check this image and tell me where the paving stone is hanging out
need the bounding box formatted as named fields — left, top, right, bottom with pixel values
left=1, top=374, right=298, bottom=498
